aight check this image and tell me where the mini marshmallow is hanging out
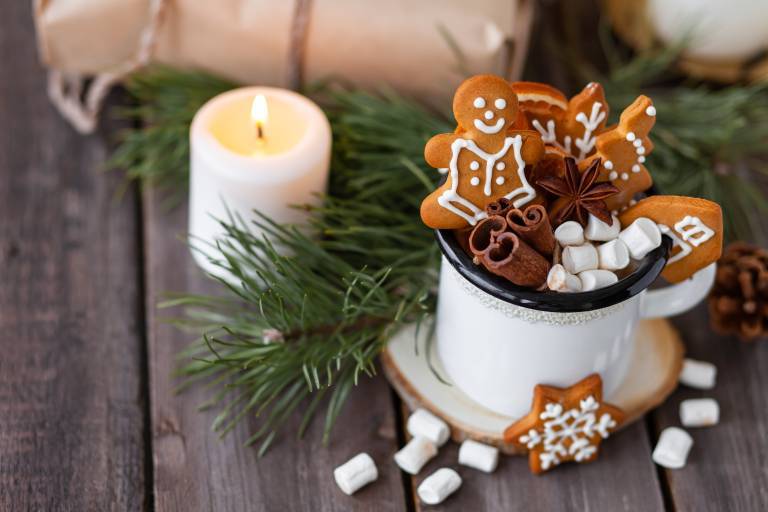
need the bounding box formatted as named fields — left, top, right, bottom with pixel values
left=585, top=214, right=620, bottom=242
left=458, top=439, right=499, bottom=473
left=554, top=221, right=585, bottom=246
left=680, top=398, right=720, bottom=427
left=394, top=436, right=437, bottom=475
left=334, top=453, right=378, bottom=495
left=579, top=269, right=618, bottom=291
left=597, top=238, right=630, bottom=270
left=417, top=468, right=462, bottom=505
left=547, top=264, right=582, bottom=293
left=562, top=244, right=598, bottom=274
left=652, top=427, right=693, bottom=469
left=619, top=217, right=662, bottom=259
left=407, top=408, right=450, bottom=447
left=679, top=358, right=717, bottom=389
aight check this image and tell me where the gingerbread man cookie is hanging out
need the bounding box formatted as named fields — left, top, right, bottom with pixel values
left=504, top=374, right=624, bottom=475
left=580, top=95, right=656, bottom=214
left=619, top=195, right=723, bottom=283
left=420, top=75, right=545, bottom=229
left=512, top=81, right=609, bottom=162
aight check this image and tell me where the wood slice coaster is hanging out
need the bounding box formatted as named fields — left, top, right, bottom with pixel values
left=381, top=318, right=684, bottom=454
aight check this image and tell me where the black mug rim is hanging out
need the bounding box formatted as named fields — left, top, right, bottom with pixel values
left=435, top=227, right=673, bottom=313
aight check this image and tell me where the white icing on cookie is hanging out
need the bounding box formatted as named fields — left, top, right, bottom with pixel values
left=474, top=118, right=505, bottom=134
left=473, top=97, right=485, bottom=108
left=675, top=216, right=714, bottom=247
left=437, top=135, right=535, bottom=225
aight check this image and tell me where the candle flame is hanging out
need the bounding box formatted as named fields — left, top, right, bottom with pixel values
left=251, top=94, right=269, bottom=140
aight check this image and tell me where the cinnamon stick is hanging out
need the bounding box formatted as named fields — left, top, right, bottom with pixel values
left=506, top=204, right=556, bottom=257
left=469, top=216, right=550, bottom=288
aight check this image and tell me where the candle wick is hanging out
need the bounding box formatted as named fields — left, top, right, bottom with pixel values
left=256, top=122, right=265, bottom=141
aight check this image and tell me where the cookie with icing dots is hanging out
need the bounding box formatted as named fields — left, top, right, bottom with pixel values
left=421, top=75, right=545, bottom=229
left=580, top=95, right=656, bottom=214
left=619, top=195, right=723, bottom=283
left=512, top=81, right=609, bottom=162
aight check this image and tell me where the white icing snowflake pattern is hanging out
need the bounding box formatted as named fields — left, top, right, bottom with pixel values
left=519, top=396, right=617, bottom=471
left=531, top=101, right=606, bottom=162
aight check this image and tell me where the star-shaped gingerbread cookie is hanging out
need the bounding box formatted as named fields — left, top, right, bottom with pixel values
left=503, top=374, right=625, bottom=475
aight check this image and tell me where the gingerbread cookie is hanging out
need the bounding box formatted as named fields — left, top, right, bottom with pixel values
left=619, top=195, right=723, bottom=283
left=512, top=81, right=609, bottom=162
left=580, top=95, right=656, bottom=214
left=503, top=374, right=625, bottom=475
left=420, top=75, right=545, bottom=229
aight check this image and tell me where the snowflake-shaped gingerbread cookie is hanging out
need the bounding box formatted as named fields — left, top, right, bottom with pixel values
left=503, top=373, right=625, bottom=474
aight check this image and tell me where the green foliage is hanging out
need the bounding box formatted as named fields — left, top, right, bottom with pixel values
left=109, top=68, right=235, bottom=192
left=167, top=89, right=449, bottom=453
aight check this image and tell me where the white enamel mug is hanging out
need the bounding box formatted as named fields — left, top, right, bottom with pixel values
left=434, top=230, right=716, bottom=418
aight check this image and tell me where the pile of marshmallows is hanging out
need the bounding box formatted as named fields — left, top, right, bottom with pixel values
left=335, top=360, right=719, bottom=499
left=653, top=358, right=720, bottom=469
left=547, top=214, right=661, bottom=292
left=334, top=408, right=497, bottom=505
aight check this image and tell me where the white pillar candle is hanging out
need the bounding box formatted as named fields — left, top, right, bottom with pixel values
left=189, top=87, right=331, bottom=281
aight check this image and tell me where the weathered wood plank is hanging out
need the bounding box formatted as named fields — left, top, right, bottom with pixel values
left=402, top=417, right=664, bottom=511
left=144, top=188, right=407, bottom=511
left=653, top=304, right=768, bottom=511
left=0, top=2, right=147, bottom=510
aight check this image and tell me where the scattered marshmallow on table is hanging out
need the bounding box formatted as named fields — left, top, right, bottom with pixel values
left=562, top=243, right=598, bottom=274
left=597, top=238, right=630, bottom=270
left=547, top=264, right=582, bottom=292
left=579, top=269, right=618, bottom=291
left=554, top=221, right=585, bottom=246
left=417, top=468, right=462, bottom=505
left=394, top=436, right=437, bottom=475
left=680, top=398, right=720, bottom=427
left=334, top=453, right=378, bottom=495
left=653, top=427, right=693, bottom=469
left=407, top=408, right=450, bottom=447
left=679, top=358, right=717, bottom=389
left=458, top=439, right=499, bottom=473
left=585, top=214, right=620, bottom=242
left=619, top=217, right=662, bottom=259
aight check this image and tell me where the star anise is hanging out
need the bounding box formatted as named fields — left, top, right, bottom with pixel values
left=535, top=157, right=619, bottom=226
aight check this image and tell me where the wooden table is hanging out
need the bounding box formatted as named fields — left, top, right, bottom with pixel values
left=1, top=2, right=766, bottom=510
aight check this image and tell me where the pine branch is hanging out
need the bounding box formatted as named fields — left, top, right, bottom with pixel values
left=157, top=86, right=448, bottom=453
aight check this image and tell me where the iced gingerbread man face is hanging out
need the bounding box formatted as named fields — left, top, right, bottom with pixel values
left=453, top=76, right=520, bottom=140
left=420, top=75, right=545, bottom=230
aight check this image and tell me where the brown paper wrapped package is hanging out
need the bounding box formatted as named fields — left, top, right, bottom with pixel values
left=34, top=0, right=534, bottom=132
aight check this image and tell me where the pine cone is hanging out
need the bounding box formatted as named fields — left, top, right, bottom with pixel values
left=708, top=242, right=768, bottom=341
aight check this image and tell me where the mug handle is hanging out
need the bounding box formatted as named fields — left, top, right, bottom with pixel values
left=640, top=263, right=717, bottom=319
